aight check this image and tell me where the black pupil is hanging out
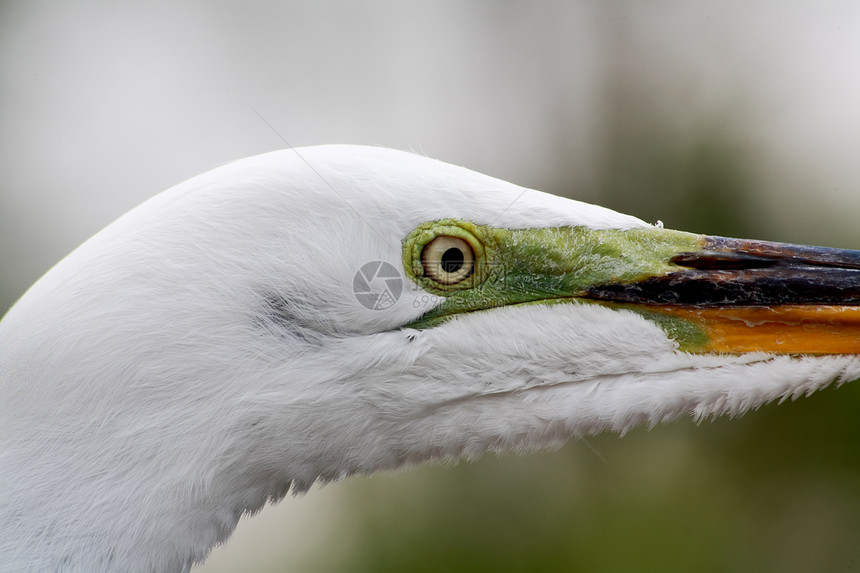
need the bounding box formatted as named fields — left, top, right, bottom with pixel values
left=441, top=247, right=464, bottom=273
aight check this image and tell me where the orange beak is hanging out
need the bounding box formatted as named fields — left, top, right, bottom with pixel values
left=585, top=236, right=860, bottom=354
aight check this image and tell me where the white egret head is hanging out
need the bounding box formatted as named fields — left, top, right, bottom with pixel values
left=1, top=145, right=858, bottom=571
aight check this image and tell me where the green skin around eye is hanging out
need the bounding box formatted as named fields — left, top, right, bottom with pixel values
left=402, top=219, right=710, bottom=352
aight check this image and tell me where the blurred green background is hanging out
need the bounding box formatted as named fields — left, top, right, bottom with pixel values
left=2, top=2, right=859, bottom=572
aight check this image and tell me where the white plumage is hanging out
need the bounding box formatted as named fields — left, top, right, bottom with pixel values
left=1, top=145, right=857, bottom=571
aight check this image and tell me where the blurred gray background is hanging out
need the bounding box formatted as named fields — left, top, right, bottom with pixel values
left=3, top=2, right=860, bottom=571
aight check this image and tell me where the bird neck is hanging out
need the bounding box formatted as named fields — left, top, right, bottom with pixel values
left=0, top=317, right=419, bottom=571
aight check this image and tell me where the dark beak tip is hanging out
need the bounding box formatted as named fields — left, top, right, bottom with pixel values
left=589, top=237, right=860, bottom=307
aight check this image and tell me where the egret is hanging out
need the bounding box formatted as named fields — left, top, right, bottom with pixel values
left=1, top=145, right=859, bottom=571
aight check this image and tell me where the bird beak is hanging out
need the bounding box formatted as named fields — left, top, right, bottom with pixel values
left=583, top=235, right=860, bottom=354
left=404, top=222, right=860, bottom=354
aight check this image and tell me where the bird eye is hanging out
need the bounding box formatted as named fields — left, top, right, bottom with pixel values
left=421, top=236, right=475, bottom=285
